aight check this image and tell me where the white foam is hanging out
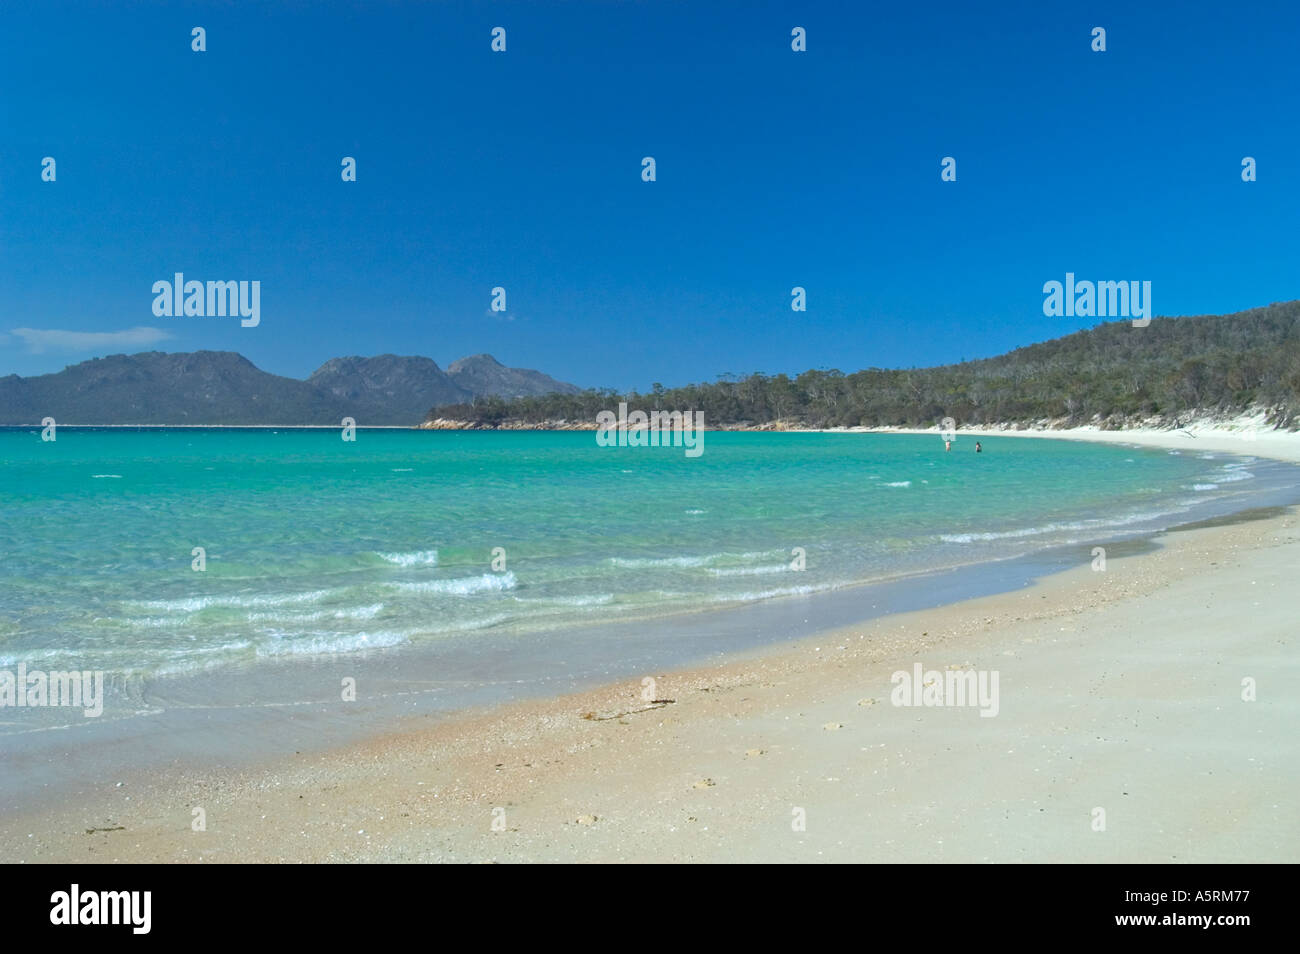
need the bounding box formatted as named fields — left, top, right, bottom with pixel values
left=611, top=555, right=714, bottom=568
left=128, top=589, right=336, bottom=612
left=391, top=572, right=516, bottom=595
left=256, top=628, right=412, bottom=657
left=122, top=615, right=194, bottom=629
left=939, top=505, right=1194, bottom=544
left=708, top=565, right=790, bottom=577
left=247, top=602, right=385, bottom=623
left=1213, top=469, right=1254, bottom=483
left=610, top=550, right=782, bottom=570
left=712, top=581, right=838, bottom=602
left=376, top=548, right=439, bottom=567
left=511, top=593, right=614, bottom=607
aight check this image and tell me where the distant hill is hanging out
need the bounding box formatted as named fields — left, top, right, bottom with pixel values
left=427, top=301, right=1300, bottom=429
left=0, top=351, right=580, bottom=425
left=308, top=355, right=471, bottom=423
left=0, top=351, right=347, bottom=425
left=447, top=354, right=582, bottom=399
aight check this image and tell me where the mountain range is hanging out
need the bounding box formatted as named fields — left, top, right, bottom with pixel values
left=0, top=351, right=580, bottom=425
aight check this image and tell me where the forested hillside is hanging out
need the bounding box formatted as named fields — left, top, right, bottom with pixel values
left=428, top=302, right=1300, bottom=429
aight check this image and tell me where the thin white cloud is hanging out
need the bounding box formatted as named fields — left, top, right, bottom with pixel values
left=9, top=326, right=175, bottom=354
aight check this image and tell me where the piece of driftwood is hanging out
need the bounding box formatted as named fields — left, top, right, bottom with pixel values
left=582, top=699, right=675, bottom=721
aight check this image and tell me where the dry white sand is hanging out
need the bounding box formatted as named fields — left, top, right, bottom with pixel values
left=3, top=427, right=1297, bottom=863
left=864, top=419, right=1300, bottom=466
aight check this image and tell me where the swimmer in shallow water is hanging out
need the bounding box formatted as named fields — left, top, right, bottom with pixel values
left=975, top=442, right=982, bottom=453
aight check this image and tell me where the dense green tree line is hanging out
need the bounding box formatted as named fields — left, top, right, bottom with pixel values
left=427, top=301, right=1300, bottom=429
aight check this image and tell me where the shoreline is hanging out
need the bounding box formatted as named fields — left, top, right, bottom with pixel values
left=854, top=423, right=1300, bottom=466
left=2, top=426, right=1297, bottom=862
left=5, top=501, right=1295, bottom=862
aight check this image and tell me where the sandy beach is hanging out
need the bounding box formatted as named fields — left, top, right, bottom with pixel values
left=863, top=419, right=1300, bottom=467
left=3, top=427, right=1297, bottom=864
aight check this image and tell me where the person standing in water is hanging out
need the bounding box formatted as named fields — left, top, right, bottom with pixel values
left=975, top=442, right=982, bottom=453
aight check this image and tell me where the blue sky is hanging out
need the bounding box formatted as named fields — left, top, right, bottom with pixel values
left=2, top=1, right=1297, bottom=389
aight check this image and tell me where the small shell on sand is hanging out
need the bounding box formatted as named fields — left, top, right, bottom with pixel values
left=823, top=722, right=844, bottom=730
left=575, top=814, right=598, bottom=826
left=693, top=778, right=716, bottom=789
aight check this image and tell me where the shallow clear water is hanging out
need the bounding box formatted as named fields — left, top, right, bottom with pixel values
left=0, top=427, right=1289, bottom=677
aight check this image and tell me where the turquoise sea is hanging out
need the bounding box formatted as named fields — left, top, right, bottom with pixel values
left=1, top=428, right=1293, bottom=682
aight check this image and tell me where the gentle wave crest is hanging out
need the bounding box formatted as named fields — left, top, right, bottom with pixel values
left=390, top=572, right=516, bottom=595
left=375, top=548, right=439, bottom=566
left=127, top=589, right=336, bottom=613
left=939, top=505, right=1195, bottom=543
